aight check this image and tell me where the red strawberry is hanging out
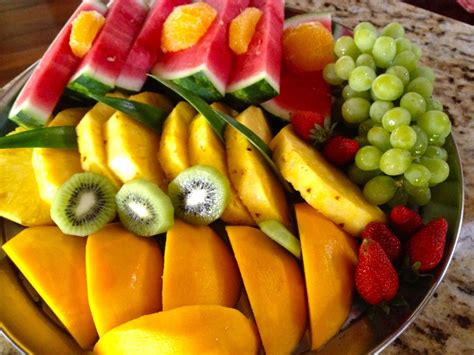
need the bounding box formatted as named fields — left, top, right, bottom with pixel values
left=355, top=239, right=399, bottom=305
left=290, top=110, right=333, bottom=145
left=361, top=222, right=401, bottom=261
left=408, top=218, right=448, bottom=272
left=323, top=136, right=359, bottom=166
left=389, top=205, right=423, bottom=239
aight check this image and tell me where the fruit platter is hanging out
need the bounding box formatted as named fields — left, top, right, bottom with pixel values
left=0, top=0, right=464, bottom=354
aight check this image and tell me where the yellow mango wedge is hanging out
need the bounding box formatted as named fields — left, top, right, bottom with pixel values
left=227, top=226, right=307, bottom=355
left=162, top=219, right=241, bottom=310
left=76, top=91, right=126, bottom=187
left=86, top=224, right=163, bottom=336
left=188, top=104, right=255, bottom=225
left=271, top=126, right=386, bottom=236
left=33, top=108, right=87, bottom=205
left=93, top=305, right=260, bottom=355
left=158, top=101, right=197, bottom=181
left=106, top=92, right=172, bottom=191
left=225, top=106, right=290, bottom=227
left=2, top=226, right=97, bottom=349
left=295, top=203, right=358, bottom=350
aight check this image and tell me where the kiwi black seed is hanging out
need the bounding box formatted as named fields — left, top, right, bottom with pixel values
left=51, top=172, right=117, bottom=236
left=116, top=179, right=174, bottom=237
left=168, top=165, right=230, bottom=225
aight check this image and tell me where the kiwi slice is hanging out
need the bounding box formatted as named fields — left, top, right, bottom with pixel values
left=116, top=179, right=174, bottom=237
left=168, top=165, right=230, bottom=225
left=258, top=220, right=301, bottom=259
left=51, top=172, right=117, bottom=236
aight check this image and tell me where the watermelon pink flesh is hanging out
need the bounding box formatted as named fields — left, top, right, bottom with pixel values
left=116, top=0, right=191, bottom=92
left=8, top=0, right=108, bottom=128
left=226, top=0, right=284, bottom=104
left=152, top=0, right=249, bottom=101
left=68, top=0, right=149, bottom=95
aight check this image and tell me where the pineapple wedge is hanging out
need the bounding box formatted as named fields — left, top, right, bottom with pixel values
left=225, top=106, right=290, bottom=227
left=76, top=92, right=126, bottom=187
left=189, top=104, right=255, bottom=226
left=106, top=92, right=173, bottom=191
left=158, top=102, right=197, bottom=181
left=33, top=108, right=88, bottom=205
left=270, top=126, right=386, bottom=236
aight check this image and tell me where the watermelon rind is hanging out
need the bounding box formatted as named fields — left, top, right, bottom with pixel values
left=67, top=67, right=114, bottom=95
left=8, top=103, right=50, bottom=129
left=332, top=22, right=353, bottom=39
left=283, top=12, right=332, bottom=31
left=226, top=74, right=279, bottom=105
left=260, top=99, right=292, bottom=121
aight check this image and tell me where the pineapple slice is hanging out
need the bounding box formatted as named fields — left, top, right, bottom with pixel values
left=33, top=108, right=88, bottom=205
left=106, top=92, right=173, bottom=191
left=270, top=126, right=386, bottom=236
left=189, top=104, right=255, bottom=226
left=225, top=106, right=290, bottom=227
left=76, top=92, right=126, bottom=187
left=158, top=102, right=197, bottom=181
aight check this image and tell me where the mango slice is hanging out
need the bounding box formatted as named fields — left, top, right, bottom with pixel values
left=162, top=219, right=241, bottom=310
left=271, top=126, right=386, bottom=236
left=227, top=226, right=307, bottom=355
left=295, top=203, right=358, bottom=350
left=225, top=106, right=290, bottom=227
left=93, top=305, right=260, bottom=355
left=229, top=7, right=263, bottom=55
left=2, top=226, right=97, bottom=349
left=86, top=224, right=163, bottom=336
left=70, top=10, right=106, bottom=58
left=158, top=101, right=197, bottom=181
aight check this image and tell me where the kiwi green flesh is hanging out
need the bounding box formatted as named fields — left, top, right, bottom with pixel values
left=258, top=220, right=302, bottom=259
left=51, top=172, right=117, bottom=237
left=168, top=165, right=230, bottom=225
left=116, top=179, right=174, bottom=237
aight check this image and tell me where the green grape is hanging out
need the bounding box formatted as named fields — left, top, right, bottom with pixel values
left=400, top=92, right=426, bottom=118
left=323, top=63, right=344, bottom=85
left=342, top=85, right=371, bottom=100
left=372, top=74, right=404, bottom=101
left=404, top=180, right=431, bottom=206
left=355, top=145, right=382, bottom=171
left=354, top=22, right=377, bottom=34
left=425, top=97, right=443, bottom=111
left=370, top=89, right=381, bottom=101
left=391, top=50, right=418, bottom=72
left=390, top=126, right=417, bottom=150
left=424, top=145, right=448, bottom=161
left=404, top=163, right=431, bottom=187
left=370, top=100, right=394, bottom=123
left=356, top=54, right=376, bottom=71
left=349, top=66, right=376, bottom=91
left=367, top=126, right=392, bottom=151
left=372, top=36, right=397, bottom=68
left=417, top=110, right=452, bottom=139
left=386, top=65, right=410, bottom=86
left=387, top=188, right=409, bottom=208
left=396, top=37, right=412, bottom=54
left=382, top=107, right=411, bottom=132
left=379, top=148, right=412, bottom=175
left=358, top=119, right=377, bottom=137
left=410, top=126, right=428, bottom=157
left=348, top=164, right=381, bottom=185
left=420, top=158, right=450, bottom=185
left=354, top=136, right=369, bottom=147
left=354, top=27, right=377, bottom=53
left=429, top=135, right=446, bottom=147
left=335, top=55, right=356, bottom=80
left=406, top=77, right=433, bottom=98
left=342, top=97, right=371, bottom=123
left=381, top=22, right=405, bottom=39
left=363, top=176, right=397, bottom=205
left=410, top=66, right=435, bottom=83
left=411, top=43, right=422, bottom=59
left=334, top=36, right=360, bottom=59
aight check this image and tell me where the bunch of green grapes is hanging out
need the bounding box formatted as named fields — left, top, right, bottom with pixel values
left=323, top=22, right=451, bottom=207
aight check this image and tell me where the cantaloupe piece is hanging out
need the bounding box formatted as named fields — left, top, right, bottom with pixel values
left=2, top=226, right=97, bottom=349
left=295, top=203, right=358, bottom=350
left=227, top=225, right=307, bottom=355
left=86, top=224, right=163, bottom=336
left=93, top=305, right=260, bottom=355
left=162, top=219, right=241, bottom=310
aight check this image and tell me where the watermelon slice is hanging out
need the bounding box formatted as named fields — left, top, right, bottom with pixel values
left=67, top=0, right=149, bottom=95
left=8, top=0, right=108, bottom=128
left=283, top=12, right=332, bottom=31
left=225, top=0, right=284, bottom=105
left=115, top=0, right=191, bottom=92
left=152, top=0, right=249, bottom=102
left=332, top=22, right=353, bottom=39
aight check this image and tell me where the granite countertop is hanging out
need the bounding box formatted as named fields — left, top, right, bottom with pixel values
left=1, top=0, right=473, bottom=354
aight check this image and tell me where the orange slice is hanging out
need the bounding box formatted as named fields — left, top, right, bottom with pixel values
left=69, top=10, right=105, bottom=58
left=229, top=7, right=263, bottom=55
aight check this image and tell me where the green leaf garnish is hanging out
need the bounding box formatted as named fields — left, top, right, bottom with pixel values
left=258, top=220, right=301, bottom=259
left=0, top=126, right=77, bottom=149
